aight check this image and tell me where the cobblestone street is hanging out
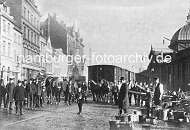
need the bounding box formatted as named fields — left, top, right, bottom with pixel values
left=0, top=97, right=189, bottom=130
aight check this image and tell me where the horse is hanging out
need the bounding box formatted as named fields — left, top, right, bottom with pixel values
left=51, top=77, right=63, bottom=105
left=89, top=79, right=111, bottom=103
left=89, top=80, right=100, bottom=102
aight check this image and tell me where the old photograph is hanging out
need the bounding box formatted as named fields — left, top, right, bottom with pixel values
left=0, top=0, right=190, bottom=130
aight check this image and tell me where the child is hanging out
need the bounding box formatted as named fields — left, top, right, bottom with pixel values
left=76, top=86, right=85, bottom=115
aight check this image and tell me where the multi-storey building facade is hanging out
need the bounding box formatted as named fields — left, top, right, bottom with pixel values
left=45, top=36, right=53, bottom=76
left=67, top=25, right=85, bottom=80
left=12, top=26, right=22, bottom=83
left=0, top=3, right=22, bottom=84
left=1, top=0, right=41, bottom=81
left=39, top=33, right=46, bottom=74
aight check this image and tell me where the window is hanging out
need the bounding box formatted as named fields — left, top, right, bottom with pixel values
left=37, top=20, right=39, bottom=29
left=31, top=14, right=33, bottom=24
left=34, top=34, right=36, bottom=44
left=17, top=35, right=20, bottom=44
left=31, top=32, right=33, bottom=43
left=24, top=7, right=26, bottom=18
left=18, top=35, right=20, bottom=44
left=37, top=36, right=39, bottom=46
left=28, top=11, right=30, bottom=21
left=34, top=18, right=36, bottom=27
left=3, top=41, right=5, bottom=55
left=28, top=29, right=30, bottom=40
left=3, top=20, right=6, bottom=32
left=14, top=33, right=16, bottom=42
left=8, top=43, right=10, bottom=56
left=24, top=26, right=26, bottom=39
left=8, top=23, right=10, bottom=34
left=17, top=51, right=20, bottom=62
left=14, top=50, right=16, bottom=62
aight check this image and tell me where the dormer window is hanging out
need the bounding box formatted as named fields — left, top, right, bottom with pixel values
left=3, top=4, right=7, bottom=12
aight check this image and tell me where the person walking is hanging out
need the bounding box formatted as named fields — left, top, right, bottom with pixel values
left=118, top=77, right=129, bottom=115
left=6, top=77, right=15, bottom=110
left=13, top=80, right=26, bottom=115
left=153, top=77, right=164, bottom=106
left=76, top=86, right=85, bottom=115
left=26, top=78, right=36, bottom=109
left=0, top=79, right=7, bottom=109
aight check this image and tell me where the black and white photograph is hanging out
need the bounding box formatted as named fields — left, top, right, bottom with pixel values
left=0, top=0, right=190, bottom=130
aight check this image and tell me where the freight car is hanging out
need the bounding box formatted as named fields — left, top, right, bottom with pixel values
left=88, top=65, right=136, bottom=84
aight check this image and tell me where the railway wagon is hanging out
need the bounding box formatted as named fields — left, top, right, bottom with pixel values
left=88, top=65, right=134, bottom=83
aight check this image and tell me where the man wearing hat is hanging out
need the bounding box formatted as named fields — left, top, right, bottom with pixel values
left=153, top=77, right=164, bottom=106
left=118, top=77, right=129, bottom=115
left=13, top=80, right=26, bottom=115
left=6, top=76, right=15, bottom=110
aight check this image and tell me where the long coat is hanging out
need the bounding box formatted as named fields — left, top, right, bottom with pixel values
left=118, top=83, right=129, bottom=109
left=6, top=82, right=15, bottom=102
left=26, top=83, right=36, bottom=95
left=13, top=85, right=26, bottom=101
left=36, top=81, right=42, bottom=96
left=0, top=85, right=7, bottom=97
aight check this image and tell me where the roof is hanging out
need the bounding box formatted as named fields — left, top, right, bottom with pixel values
left=170, top=23, right=190, bottom=47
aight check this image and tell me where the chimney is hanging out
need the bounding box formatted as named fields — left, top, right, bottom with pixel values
left=53, top=13, right=56, bottom=20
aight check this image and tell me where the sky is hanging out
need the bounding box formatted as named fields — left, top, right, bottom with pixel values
left=36, top=0, right=189, bottom=72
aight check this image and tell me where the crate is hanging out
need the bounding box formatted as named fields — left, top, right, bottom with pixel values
left=109, top=120, right=120, bottom=130
left=115, top=115, right=131, bottom=122
left=139, top=115, right=146, bottom=123
left=146, top=116, right=157, bottom=125
left=141, top=108, right=148, bottom=116
left=142, top=124, right=150, bottom=130
left=117, top=122, right=133, bottom=130
left=173, top=111, right=185, bottom=121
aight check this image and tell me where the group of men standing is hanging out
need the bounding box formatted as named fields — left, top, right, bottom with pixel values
left=112, top=77, right=164, bottom=115
left=62, top=78, right=88, bottom=106
left=0, top=77, right=45, bottom=115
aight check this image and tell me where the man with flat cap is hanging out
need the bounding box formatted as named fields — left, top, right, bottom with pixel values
left=6, top=76, right=15, bottom=110
left=153, top=77, right=164, bottom=106
left=118, top=77, right=129, bottom=115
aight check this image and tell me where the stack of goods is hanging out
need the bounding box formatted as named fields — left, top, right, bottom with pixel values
left=109, top=114, right=133, bottom=130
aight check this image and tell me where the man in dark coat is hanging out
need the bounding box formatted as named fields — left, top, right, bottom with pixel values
left=153, top=77, right=164, bottom=106
left=112, top=82, right=119, bottom=105
left=6, top=77, right=16, bottom=110
left=66, top=80, right=74, bottom=105
left=81, top=82, right=88, bottom=103
left=118, top=77, right=129, bottom=115
left=0, top=79, right=7, bottom=109
left=76, top=86, right=85, bottom=115
left=26, top=78, right=36, bottom=109
left=13, top=80, right=26, bottom=115
left=35, top=79, right=42, bottom=107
